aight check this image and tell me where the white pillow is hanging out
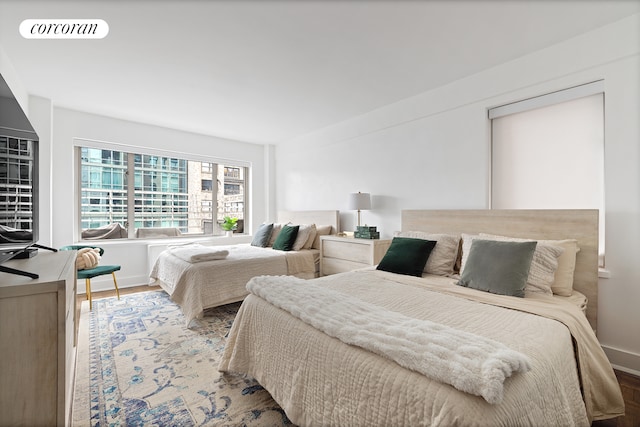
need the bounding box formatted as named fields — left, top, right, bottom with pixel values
left=302, top=224, right=318, bottom=250
left=312, top=225, right=333, bottom=249
left=293, top=224, right=316, bottom=251
left=395, top=231, right=460, bottom=276
left=460, top=234, right=477, bottom=274
left=539, top=239, right=579, bottom=296
left=461, top=233, right=564, bottom=295
left=268, top=223, right=283, bottom=247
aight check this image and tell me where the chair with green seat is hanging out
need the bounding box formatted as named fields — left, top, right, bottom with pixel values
left=60, top=245, right=121, bottom=309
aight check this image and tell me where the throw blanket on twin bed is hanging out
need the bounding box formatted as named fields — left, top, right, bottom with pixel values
left=247, top=275, right=531, bottom=404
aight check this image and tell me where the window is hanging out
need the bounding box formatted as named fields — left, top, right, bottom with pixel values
left=80, top=148, right=128, bottom=230
left=201, top=179, right=213, bottom=191
left=224, top=166, right=240, bottom=179
left=78, top=145, right=248, bottom=239
left=0, top=136, right=36, bottom=232
left=490, top=81, right=605, bottom=261
left=224, top=183, right=241, bottom=195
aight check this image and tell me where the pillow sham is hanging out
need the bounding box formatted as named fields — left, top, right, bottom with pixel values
left=303, top=224, right=319, bottom=249
left=376, top=237, right=436, bottom=277
left=268, top=223, right=283, bottom=246
left=457, top=239, right=537, bottom=297
left=461, top=233, right=564, bottom=294
left=312, top=225, right=333, bottom=249
left=544, top=239, right=579, bottom=296
left=478, top=233, right=570, bottom=295
left=396, top=231, right=460, bottom=276
left=293, top=224, right=317, bottom=251
left=251, top=223, right=274, bottom=247
left=273, top=225, right=299, bottom=251
left=477, top=234, right=579, bottom=296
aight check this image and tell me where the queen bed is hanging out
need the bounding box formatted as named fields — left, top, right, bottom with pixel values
left=219, top=209, right=624, bottom=426
left=149, top=210, right=339, bottom=325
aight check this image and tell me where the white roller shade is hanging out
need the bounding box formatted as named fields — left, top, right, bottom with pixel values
left=491, top=91, right=605, bottom=256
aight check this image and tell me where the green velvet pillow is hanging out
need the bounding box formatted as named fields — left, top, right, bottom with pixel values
left=272, top=225, right=299, bottom=251
left=251, top=223, right=274, bottom=247
left=376, top=237, right=437, bottom=277
left=457, top=239, right=537, bottom=297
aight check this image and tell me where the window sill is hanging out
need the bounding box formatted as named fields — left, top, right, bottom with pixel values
left=79, top=234, right=251, bottom=246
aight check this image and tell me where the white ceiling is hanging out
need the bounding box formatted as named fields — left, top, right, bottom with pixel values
left=0, top=1, right=638, bottom=145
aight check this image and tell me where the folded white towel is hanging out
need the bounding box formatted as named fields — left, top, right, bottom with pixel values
left=168, top=244, right=229, bottom=263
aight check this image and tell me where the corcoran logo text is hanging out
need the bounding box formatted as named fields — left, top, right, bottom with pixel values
left=20, top=19, right=109, bottom=39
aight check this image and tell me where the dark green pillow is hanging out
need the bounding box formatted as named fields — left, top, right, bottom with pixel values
left=457, top=239, right=537, bottom=297
left=376, top=237, right=436, bottom=277
left=272, top=225, right=299, bottom=251
left=251, top=223, right=274, bottom=247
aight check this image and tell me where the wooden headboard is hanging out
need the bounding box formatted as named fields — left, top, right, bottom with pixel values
left=277, top=210, right=340, bottom=234
left=401, top=209, right=599, bottom=333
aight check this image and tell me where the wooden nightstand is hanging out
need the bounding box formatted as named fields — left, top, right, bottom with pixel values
left=320, top=235, right=392, bottom=276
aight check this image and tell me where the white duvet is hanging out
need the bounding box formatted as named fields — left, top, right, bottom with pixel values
left=247, top=275, right=532, bottom=404
left=149, top=243, right=317, bottom=326
left=220, top=269, right=624, bottom=427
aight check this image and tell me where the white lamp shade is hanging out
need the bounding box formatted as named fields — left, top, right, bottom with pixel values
left=348, top=192, right=371, bottom=210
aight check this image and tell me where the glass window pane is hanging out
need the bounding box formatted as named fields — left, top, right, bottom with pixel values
left=79, top=148, right=128, bottom=235
left=217, top=164, right=246, bottom=234
left=0, top=137, right=36, bottom=233
left=79, top=147, right=248, bottom=239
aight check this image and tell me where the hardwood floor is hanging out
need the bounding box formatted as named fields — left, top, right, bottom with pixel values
left=79, top=286, right=640, bottom=426
left=593, top=369, right=640, bottom=427
left=77, top=283, right=161, bottom=303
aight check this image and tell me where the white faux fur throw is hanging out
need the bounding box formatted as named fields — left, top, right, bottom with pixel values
left=167, top=244, right=229, bottom=263
left=246, top=275, right=532, bottom=404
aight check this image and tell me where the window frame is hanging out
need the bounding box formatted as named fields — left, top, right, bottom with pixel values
left=74, top=138, right=250, bottom=241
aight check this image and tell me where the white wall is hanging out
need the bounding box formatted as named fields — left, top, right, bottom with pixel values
left=0, top=44, right=29, bottom=113
left=29, top=95, right=53, bottom=248
left=28, top=106, right=266, bottom=292
left=276, top=15, right=640, bottom=373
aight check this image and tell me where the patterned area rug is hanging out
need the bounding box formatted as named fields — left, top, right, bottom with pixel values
left=72, top=291, right=292, bottom=426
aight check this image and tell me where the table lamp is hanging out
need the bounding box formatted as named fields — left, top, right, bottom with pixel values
left=348, top=192, right=371, bottom=227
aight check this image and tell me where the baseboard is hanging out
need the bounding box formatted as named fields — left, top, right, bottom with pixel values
left=76, top=274, right=151, bottom=294
left=603, top=345, right=640, bottom=377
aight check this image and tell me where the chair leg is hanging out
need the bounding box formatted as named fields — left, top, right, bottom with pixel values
left=112, top=272, right=120, bottom=300
left=86, top=278, right=92, bottom=310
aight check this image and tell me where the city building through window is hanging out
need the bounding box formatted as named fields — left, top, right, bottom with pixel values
left=78, top=146, right=247, bottom=239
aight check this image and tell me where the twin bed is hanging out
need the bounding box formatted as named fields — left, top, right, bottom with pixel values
left=218, top=209, right=624, bottom=426
left=149, top=210, right=340, bottom=325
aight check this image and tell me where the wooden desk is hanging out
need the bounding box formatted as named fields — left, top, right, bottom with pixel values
left=0, top=250, right=77, bottom=426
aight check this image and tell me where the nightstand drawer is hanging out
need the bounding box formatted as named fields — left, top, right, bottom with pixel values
left=320, top=236, right=392, bottom=276
left=322, top=258, right=369, bottom=275
left=323, top=240, right=372, bottom=264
